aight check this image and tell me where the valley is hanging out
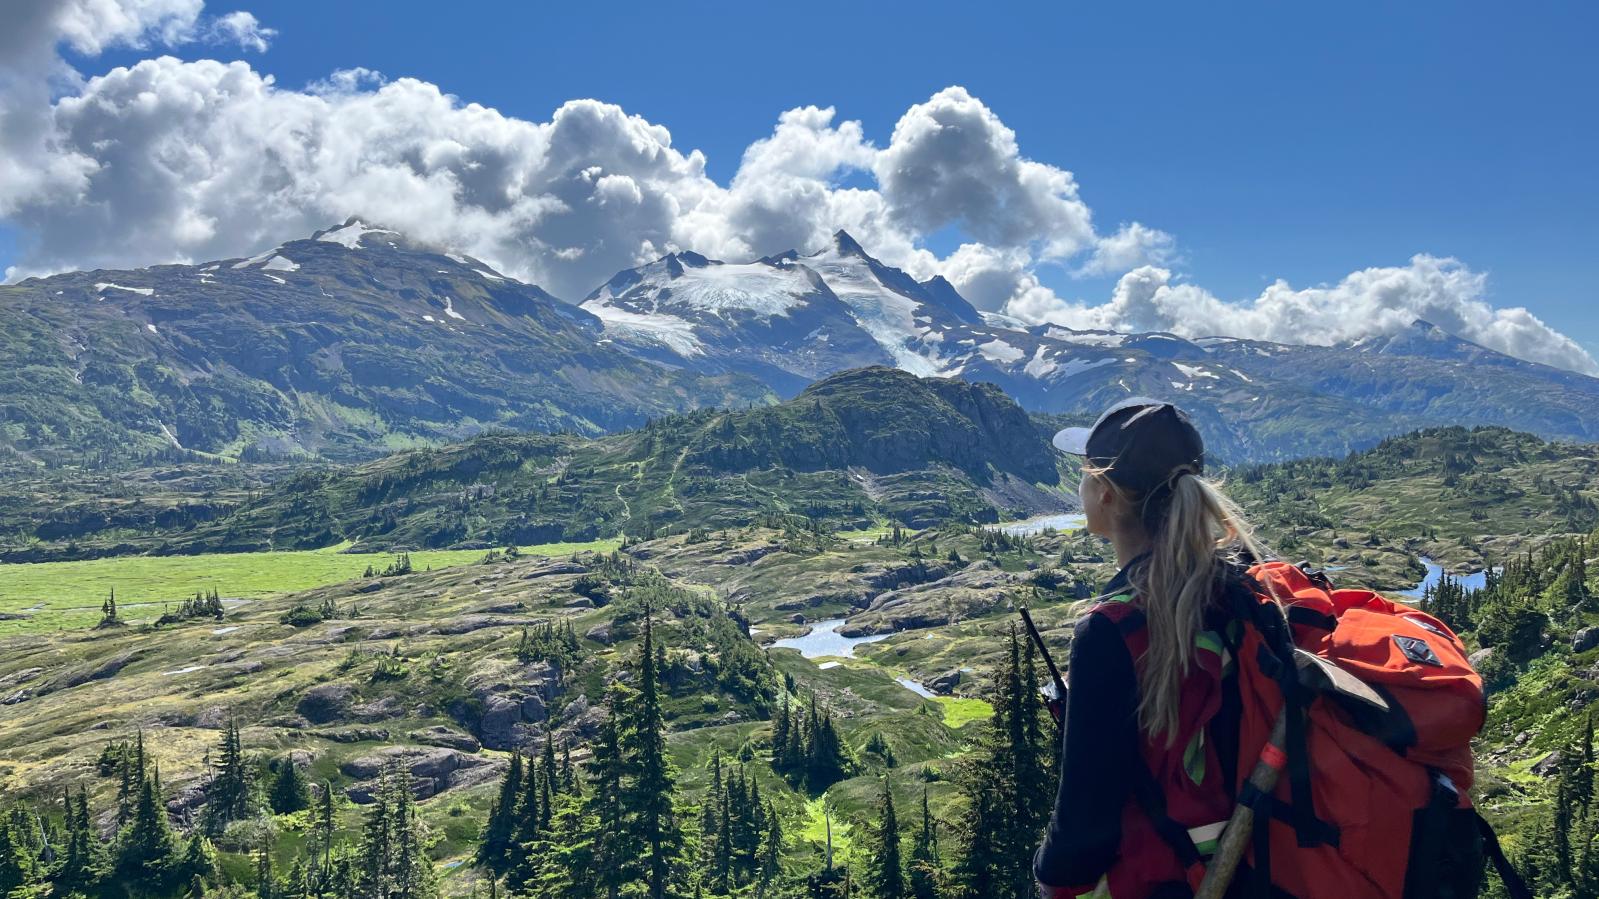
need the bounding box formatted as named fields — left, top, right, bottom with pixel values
left=0, top=388, right=1596, bottom=897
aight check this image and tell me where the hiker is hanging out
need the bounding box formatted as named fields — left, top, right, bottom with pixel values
left=1030, top=398, right=1521, bottom=899
left=1032, top=397, right=1258, bottom=898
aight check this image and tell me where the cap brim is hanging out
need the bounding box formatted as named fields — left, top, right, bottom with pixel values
left=1051, top=426, right=1092, bottom=456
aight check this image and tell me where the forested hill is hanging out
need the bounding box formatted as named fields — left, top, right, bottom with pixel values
left=7, top=367, right=1072, bottom=561
left=1227, top=425, right=1599, bottom=590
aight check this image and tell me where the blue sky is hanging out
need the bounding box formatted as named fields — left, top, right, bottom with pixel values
left=7, top=0, right=1597, bottom=360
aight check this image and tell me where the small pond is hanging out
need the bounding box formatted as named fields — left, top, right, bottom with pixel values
left=993, top=513, right=1087, bottom=537
left=770, top=619, right=891, bottom=659
left=1399, top=557, right=1491, bottom=599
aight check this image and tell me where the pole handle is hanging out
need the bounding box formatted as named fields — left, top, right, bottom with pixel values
left=1194, top=710, right=1290, bottom=899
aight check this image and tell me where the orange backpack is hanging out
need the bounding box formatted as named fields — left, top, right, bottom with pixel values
left=1087, top=561, right=1528, bottom=899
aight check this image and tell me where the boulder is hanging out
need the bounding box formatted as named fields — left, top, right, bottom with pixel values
left=478, top=695, right=523, bottom=750
left=341, top=746, right=463, bottom=781
left=410, top=726, right=481, bottom=753
left=340, top=746, right=490, bottom=803
left=585, top=622, right=613, bottom=646
left=1532, top=751, right=1564, bottom=778
left=1467, top=648, right=1495, bottom=669
left=310, top=727, right=390, bottom=743
left=296, top=684, right=356, bottom=724
left=927, top=670, right=963, bottom=694
left=1574, top=627, right=1599, bottom=654
left=521, top=560, right=588, bottom=579
left=192, top=706, right=230, bottom=729
left=462, top=660, right=564, bottom=750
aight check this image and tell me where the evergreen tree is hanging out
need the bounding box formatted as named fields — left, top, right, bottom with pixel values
left=772, top=693, right=792, bottom=766
left=755, top=800, right=784, bottom=899
left=116, top=739, right=139, bottom=828
left=560, top=741, right=576, bottom=793
left=511, top=746, right=543, bottom=856
left=587, top=695, right=633, bottom=899
left=626, top=611, right=685, bottom=899
left=180, top=830, right=220, bottom=886
left=256, top=836, right=275, bottom=899
left=57, top=784, right=104, bottom=894
left=315, top=781, right=337, bottom=873
left=0, top=808, right=38, bottom=897
left=205, top=719, right=253, bottom=833
left=118, top=762, right=177, bottom=884
left=865, top=780, right=905, bottom=899
left=270, top=756, right=312, bottom=814
left=352, top=764, right=436, bottom=899
left=389, top=768, right=436, bottom=899
left=700, top=752, right=730, bottom=894
left=951, top=627, right=1053, bottom=899
left=357, top=768, right=393, bottom=899
left=478, top=750, right=523, bottom=869
left=538, top=738, right=556, bottom=832
left=908, top=787, right=942, bottom=899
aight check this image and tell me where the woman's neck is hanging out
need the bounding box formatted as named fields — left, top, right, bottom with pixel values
left=1111, top=529, right=1153, bottom=569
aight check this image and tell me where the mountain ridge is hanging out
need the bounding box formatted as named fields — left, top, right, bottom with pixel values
left=6, top=220, right=1599, bottom=466
left=0, top=219, right=772, bottom=465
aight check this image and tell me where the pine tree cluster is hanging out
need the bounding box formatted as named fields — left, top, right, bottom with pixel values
left=769, top=692, right=856, bottom=792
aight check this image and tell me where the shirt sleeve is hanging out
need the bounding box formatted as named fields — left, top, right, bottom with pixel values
left=1034, top=610, right=1140, bottom=888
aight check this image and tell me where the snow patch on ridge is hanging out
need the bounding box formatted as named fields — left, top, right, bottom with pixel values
left=582, top=304, right=705, bottom=357
left=261, top=254, right=299, bottom=272
left=1173, top=362, right=1218, bottom=380
left=977, top=338, right=1024, bottom=364
left=95, top=282, right=153, bottom=296
left=317, top=220, right=396, bottom=250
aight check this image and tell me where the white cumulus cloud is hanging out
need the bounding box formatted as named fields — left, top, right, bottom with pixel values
left=1004, top=258, right=1599, bottom=376
left=0, top=0, right=1592, bottom=377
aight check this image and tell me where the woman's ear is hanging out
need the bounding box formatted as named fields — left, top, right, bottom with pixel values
left=1096, top=479, right=1119, bottom=516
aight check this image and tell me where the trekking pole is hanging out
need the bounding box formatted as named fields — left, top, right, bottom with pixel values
left=1194, top=708, right=1289, bottom=899
left=1019, top=607, right=1068, bottom=728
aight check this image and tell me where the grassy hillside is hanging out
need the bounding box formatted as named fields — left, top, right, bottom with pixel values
left=1229, top=426, right=1599, bottom=590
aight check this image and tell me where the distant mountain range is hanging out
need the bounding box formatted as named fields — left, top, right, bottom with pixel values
left=581, top=230, right=1599, bottom=460
left=4, top=221, right=1598, bottom=465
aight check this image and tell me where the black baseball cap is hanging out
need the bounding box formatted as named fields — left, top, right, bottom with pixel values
left=1052, top=397, right=1205, bottom=493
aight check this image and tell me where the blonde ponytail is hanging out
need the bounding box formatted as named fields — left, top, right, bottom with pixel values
left=1094, top=469, right=1265, bottom=744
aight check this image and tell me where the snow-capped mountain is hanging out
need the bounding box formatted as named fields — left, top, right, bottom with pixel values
left=7, top=220, right=1599, bottom=465
left=580, top=248, right=891, bottom=392
left=581, top=231, right=1599, bottom=461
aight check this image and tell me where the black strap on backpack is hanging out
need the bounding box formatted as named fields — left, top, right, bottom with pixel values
left=1475, top=811, right=1533, bottom=899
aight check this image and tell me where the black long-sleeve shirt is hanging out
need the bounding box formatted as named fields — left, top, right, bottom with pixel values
left=1033, top=608, right=1140, bottom=888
